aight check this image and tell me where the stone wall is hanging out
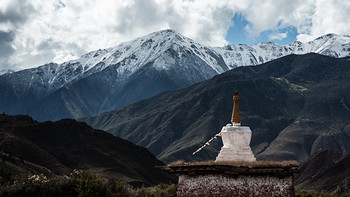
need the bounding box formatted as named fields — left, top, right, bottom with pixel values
left=161, top=160, right=298, bottom=197
left=177, top=174, right=294, bottom=197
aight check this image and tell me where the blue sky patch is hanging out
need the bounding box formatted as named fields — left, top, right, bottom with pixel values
left=225, top=13, right=298, bottom=45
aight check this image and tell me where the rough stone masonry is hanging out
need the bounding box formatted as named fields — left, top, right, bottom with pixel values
left=177, top=173, right=295, bottom=196
left=162, top=161, right=298, bottom=197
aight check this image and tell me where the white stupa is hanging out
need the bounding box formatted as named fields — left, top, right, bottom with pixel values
left=216, top=91, right=256, bottom=162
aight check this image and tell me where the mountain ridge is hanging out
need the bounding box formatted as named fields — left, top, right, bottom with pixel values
left=0, top=113, right=176, bottom=186
left=1, top=30, right=350, bottom=121
left=79, top=53, right=350, bottom=163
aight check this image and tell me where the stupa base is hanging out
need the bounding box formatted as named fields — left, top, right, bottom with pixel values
left=215, top=146, right=256, bottom=162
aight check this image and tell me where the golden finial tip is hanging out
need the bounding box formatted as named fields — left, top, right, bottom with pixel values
left=231, top=91, right=241, bottom=125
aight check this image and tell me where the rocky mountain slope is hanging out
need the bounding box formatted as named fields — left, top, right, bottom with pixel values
left=0, top=114, right=176, bottom=186
left=80, top=53, right=350, bottom=163
left=216, top=33, right=350, bottom=68
left=1, top=30, right=350, bottom=121
left=295, top=150, right=350, bottom=192
left=0, top=30, right=227, bottom=121
left=0, top=69, right=14, bottom=76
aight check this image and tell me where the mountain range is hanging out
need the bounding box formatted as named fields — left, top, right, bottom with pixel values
left=0, top=114, right=176, bottom=186
left=80, top=53, right=350, bottom=163
left=1, top=30, right=350, bottom=121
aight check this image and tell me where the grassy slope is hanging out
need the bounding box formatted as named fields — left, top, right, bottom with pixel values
left=296, top=150, right=350, bottom=192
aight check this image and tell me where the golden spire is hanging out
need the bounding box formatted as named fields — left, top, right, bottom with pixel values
left=231, top=91, right=241, bottom=124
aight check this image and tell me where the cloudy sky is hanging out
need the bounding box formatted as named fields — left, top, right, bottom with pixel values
left=1, top=0, right=350, bottom=71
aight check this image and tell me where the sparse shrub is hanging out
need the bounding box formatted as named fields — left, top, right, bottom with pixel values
left=0, top=169, right=176, bottom=197
left=74, top=170, right=108, bottom=197
left=1, top=172, right=75, bottom=197
left=107, top=180, right=134, bottom=197
left=295, top=189, right=350, bottom=197
left=134, top=183, right=177, bottom=197
left=343, top=177, right=349, bottom=192
left=295, top=190, right=313, bottom=197
left=27, top=174, right=49, bottom=185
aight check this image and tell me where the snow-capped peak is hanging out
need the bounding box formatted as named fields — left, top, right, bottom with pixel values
left=3, top=30, right=350, bottom=97
left=74, top=29, right=226, bottom=75
left=214, top=33, right=350, bottom=68
left=2, top=29, right=226, bottom=95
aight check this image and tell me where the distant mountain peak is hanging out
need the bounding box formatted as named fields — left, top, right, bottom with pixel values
left=1, top=30, right=350, bottom=121
left=135, top=28, right=195, bottom=49
left=0, top=69, right=14, bottom=76
left=150, top=29, right=181, bottom=37
left=315, top=33, right=337, bottom=40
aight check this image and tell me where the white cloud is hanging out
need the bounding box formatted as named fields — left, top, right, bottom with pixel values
left=241, top=0, right=350, bottom=42
left=269, top=32, right=288, bottom=40
left=248, top=0, right=313, bottom=32
left=0, top=0, right=350, bottom=71
left=297, top=0, right=350, bottom=42
left=0, top=0, right=240, bottom=70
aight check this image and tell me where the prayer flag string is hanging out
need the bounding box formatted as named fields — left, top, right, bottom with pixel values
left=192, top=132, right=222, bottom=155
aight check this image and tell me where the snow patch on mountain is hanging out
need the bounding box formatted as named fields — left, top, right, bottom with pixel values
left=0, top=69, right=14, bottom=76
left=3, top=30, right=350, bottom=97
left=214, top=33, right=350, bottom=69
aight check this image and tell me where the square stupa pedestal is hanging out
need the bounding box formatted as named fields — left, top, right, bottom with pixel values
left=215, top=123, right=256, bottom=162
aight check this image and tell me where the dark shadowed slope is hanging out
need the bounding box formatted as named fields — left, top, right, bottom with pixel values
left=80, top=53, right=350, bottom=163
left=0, top=114, right=176, bottom=186
left=296, top=150, right=350, bottom=192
